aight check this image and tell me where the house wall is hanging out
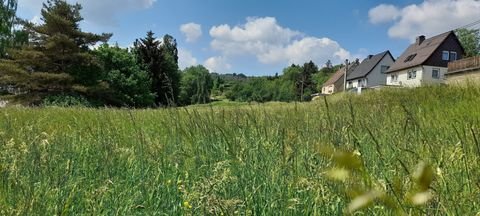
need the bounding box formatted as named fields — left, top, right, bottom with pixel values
left=322, top=84, right=335, bottom=94
left=386, top=66, right=447, bottom=87
left=446, top=69, right=480, bottom=85
left=346, top=78, right=367, bottom=89
left=421, top=66, right=447, bottom=85
left=366, top=55, right=395, bottom=87
left=424, top=34, right=465, bottom=67
left=387, top=66, right=423, bottom=87
left=334, top=74, right=345, bottom=93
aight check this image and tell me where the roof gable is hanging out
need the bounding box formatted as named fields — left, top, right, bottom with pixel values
left=387, top=31, right=461, bottom=73
left=323, top=63, right=358, bottom=87
left=346, top=51, right=393, bottom=80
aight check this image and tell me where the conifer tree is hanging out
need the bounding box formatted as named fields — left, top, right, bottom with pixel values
left=134, top=32, right=181, bottom=106
left=0, top=0, right=111, bottom=103
left=0, top=0, right=18, bottom=57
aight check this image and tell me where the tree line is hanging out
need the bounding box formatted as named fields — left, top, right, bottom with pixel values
left=1, top=0, right=479, bottom=107
left=0, top=0, right=215, bottom=107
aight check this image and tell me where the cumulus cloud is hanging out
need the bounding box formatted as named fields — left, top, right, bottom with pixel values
left=209, top=17, right=351, bottom=66
left=180, top=23, right=202, bottom=43
left=368, top=4, right=401, bottom=24
left=369, top=0, right=480, bottom=41
left=18, top=0, right=156, bottom=26
left=204, top=56, right=232, bottom=73
left=178, top=48, right=198, bottom=69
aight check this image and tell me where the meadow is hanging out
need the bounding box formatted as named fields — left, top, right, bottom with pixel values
left=1, top=85, right=480, bottom=215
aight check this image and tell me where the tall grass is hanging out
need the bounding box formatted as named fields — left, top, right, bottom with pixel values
left=1, top=85, right=480, bottom=215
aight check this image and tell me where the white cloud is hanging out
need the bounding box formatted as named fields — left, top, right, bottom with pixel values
left=368, top=4, right=401, bottom=24
left=204, top=56, right=232, bottom=73
left=369, top=0, right=480, bottom=41
left=30, top=15, right=42, bottom=25
left=180, top=23, right=202, bottom=43
left=178, top=48, right=198, bottom=69
left=209, top=17, right=351, bottom=67
left=18, top=0, right=156, bottom=26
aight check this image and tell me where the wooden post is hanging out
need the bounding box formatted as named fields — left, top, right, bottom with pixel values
left=344, top=59, right=349, bottom=91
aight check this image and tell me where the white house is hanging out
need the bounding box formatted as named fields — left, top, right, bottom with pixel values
left=346, top=51, right=395, bottom=89
left=386, top=31, right=465, bottom=87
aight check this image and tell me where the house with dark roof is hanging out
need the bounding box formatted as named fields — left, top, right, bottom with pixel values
left=386, top=31, right=465, bottom=87
left=346, top=51, right=395, bottom=89
left=321, top=61, right=359, bottom=94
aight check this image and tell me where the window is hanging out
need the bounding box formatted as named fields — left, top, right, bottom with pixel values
left=381, top=65, right=390, bottom=73
left=391, top=74, right=398, bottom=82
left=404, top=54, right=417, bottom=62
left=442, top=51, right=450, bottom=61
left=432, top=68, right=440, bottom=79
left=408, top=70, right=417, bottom=80
left=450, top=52, right=457, bottom=61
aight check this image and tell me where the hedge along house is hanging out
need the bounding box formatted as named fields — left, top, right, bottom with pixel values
left=321, top=60, right=359, bottom=94
left=345, top=51, right=395, bottom=90
left=386, top=31, right=465, bottom=87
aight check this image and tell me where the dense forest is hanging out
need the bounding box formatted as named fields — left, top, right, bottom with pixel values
left=1, top=0, right=479, bottom=108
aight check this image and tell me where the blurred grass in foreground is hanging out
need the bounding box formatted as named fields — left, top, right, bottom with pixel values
left=1, top=85, right=480, bottom=215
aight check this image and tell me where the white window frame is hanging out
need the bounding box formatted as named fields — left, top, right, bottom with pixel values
left=442, top=51, right=450, bottom=61
left=391, top=74, right=398, bottom=82
left=408, top=70, right=417, bottom=80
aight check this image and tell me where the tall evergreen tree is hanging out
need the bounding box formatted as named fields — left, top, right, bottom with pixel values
left=159, top=34, right=180, bottom=105
left=134, top=32, right=180, bottom=106
left=0, top=0, right=18, bottom=57
left=0, top=0, right=111, bottom=103
left=297, top=61, right=318, bottom=101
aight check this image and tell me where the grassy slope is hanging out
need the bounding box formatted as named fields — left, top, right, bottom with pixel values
left=1, top=85, right=480, bottom=215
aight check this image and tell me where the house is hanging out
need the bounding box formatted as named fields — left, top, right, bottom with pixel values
left=386, top=31, right=465, bottom=87
left=446, top=56, right=480, bottom=84
left=321, top=61, right=359, bottom=94
left=346, top=51, right=395, bottom=89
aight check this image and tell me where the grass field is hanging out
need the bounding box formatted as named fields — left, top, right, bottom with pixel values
left=1, top=85, right=480, bottom=215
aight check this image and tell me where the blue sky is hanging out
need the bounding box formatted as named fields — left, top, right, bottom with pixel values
left=17, top=0, right=480, bottom=76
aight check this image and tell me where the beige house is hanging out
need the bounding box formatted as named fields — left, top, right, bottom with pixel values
left=446, top=56, right=480, bottom=84
left=321, top=62, right=358, bottom=95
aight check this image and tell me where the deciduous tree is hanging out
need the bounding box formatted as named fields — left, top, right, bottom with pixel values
left=456, top=28, right=480, bottom=57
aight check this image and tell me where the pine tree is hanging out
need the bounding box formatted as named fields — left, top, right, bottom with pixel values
left=0, top=0, right=18, bottom=57
left=134, top=32, right=180, bottom=106
left=0, top=0, right=111, bottom=104
left=159, top=34, right=180, bottom=106
left=297, top=61, right=318, bottom=101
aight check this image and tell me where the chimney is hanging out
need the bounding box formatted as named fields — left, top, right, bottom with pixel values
left=368, top=55, right=373, bottom=59
left=416, top=35, right=426, bottom=45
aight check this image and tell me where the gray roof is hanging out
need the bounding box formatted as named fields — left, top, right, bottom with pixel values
left=347, top=51, right=393, bottom=80
left=387, top=31, right=453, bottom=73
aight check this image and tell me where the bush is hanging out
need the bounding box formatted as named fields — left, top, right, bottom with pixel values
left=41, top=94, right=93, bottom=107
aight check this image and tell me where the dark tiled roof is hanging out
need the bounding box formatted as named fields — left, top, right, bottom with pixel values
left=387, top=31, right=453, bottom=73
left=323, top=63, right=358, bottom=86
left=347, top=51, right=392, bottom=80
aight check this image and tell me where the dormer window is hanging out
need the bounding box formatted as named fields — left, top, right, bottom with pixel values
left=442, top=51, right=449, bottom=61
left=404, top=54, right=417, bottom=62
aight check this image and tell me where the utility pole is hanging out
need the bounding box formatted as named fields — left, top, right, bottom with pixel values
left=344, top=59, right=349, bottom=91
